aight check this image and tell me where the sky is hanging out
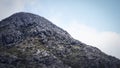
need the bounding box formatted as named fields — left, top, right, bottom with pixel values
left=0, top=0, right=120, bottom=59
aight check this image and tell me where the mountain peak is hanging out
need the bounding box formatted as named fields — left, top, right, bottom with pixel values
left=1, top=12, right=44, bottom=27
left=0, top=12, right=72, bottom=46
left=10, top=12, right=41, bottom=18
left=0, top=12, right=120, bottom=68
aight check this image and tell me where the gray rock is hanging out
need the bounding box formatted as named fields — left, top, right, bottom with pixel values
left=0, top=12, right=120, bottom=68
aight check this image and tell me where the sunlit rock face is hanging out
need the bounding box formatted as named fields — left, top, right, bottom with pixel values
left=0, top=12, right=120, bottom=68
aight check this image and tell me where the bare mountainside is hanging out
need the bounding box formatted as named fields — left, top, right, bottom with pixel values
left=0, top=12, right=120, bottom=68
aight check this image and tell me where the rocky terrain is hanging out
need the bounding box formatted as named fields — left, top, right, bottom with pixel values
left=0, top=12, right=120, bottom=68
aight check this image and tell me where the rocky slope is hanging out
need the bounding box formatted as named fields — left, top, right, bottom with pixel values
left=0, top=12, right=120, bottom=68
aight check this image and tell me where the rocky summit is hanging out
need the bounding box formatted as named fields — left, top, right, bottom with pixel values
left=0, top=12, right=120, bottom=68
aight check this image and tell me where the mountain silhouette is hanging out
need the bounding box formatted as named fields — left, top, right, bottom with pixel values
left=0, top=12, right=120, bottom=68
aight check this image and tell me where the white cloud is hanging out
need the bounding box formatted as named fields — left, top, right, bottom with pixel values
left=0, top=0, right=46, bottom=21
left=0, top=0, right=25, bottom=20
left=47, top=12, right=63, bottom=26
left=64, top=20, right=120, bottom=59
left=24, top=0, right=43, bottom=14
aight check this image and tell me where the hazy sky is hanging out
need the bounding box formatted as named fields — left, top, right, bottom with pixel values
left=0, top=0, right=120, bottom=59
